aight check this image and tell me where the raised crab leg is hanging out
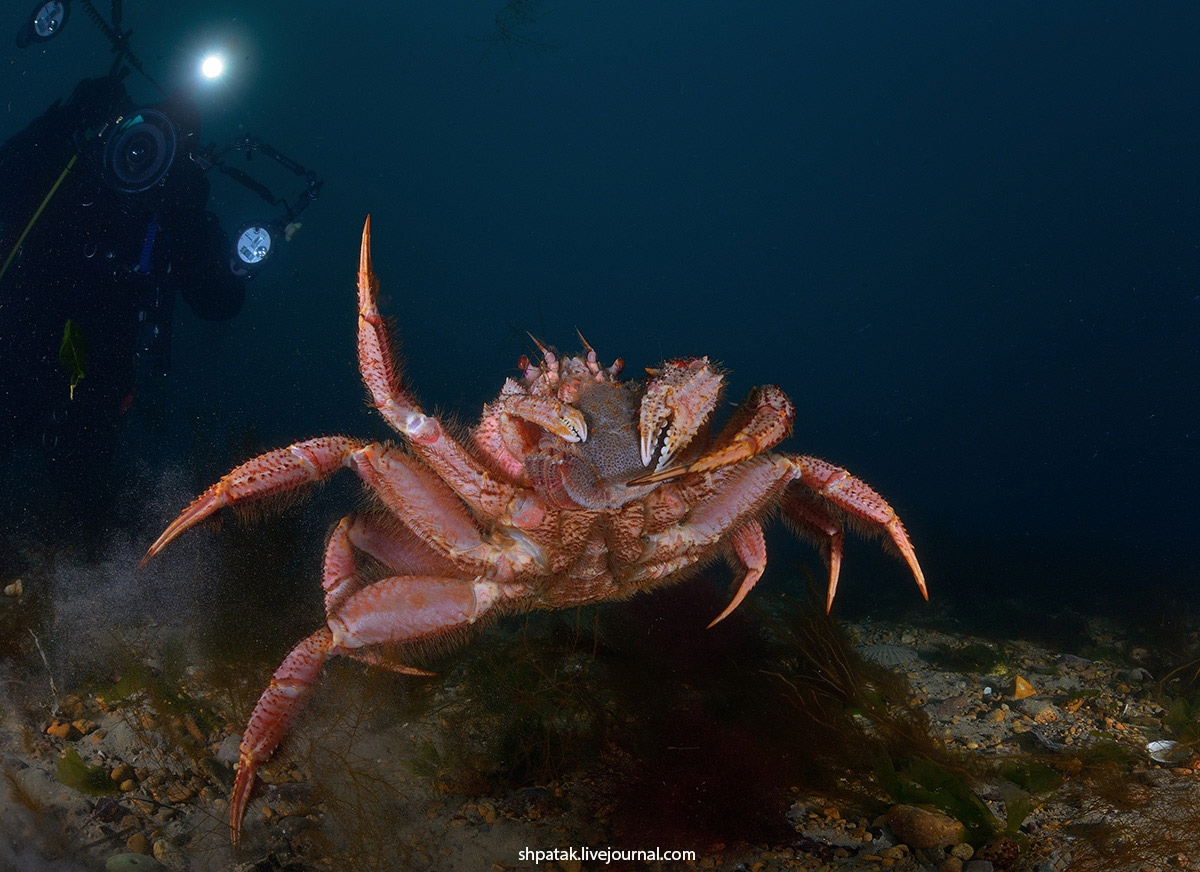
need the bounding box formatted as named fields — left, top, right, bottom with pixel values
left=230, top=574, right=517, bottom=845
left=783, top=454, right=927, bottom=606
left=357, top=217, right=560, bottom=522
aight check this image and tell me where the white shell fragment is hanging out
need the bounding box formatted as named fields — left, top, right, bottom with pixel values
left=1147, top=739, right=1187, bottom=763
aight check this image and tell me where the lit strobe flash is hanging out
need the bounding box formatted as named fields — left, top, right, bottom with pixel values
left=200, top=53, right=226, bottom=80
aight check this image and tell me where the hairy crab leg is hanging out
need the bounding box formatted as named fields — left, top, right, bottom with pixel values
left=230, top=575, right=517, bottom=846
left=633, top=457, right=787, bottom=583
left=356, top=216, right=527, bottom=521
left=783, top=455, right=927, bottom=603
left=779, top=490, right=846, bottom=612
left=321, top=514, right=453, bottom=614
left=629, top=385, right=794, bottom=486
left=231, top=627, right=332, bottom=847
left=638, top=453, right=925, bottom=612
left=141, top=436, right=364, bottom=564
left=707, top=520, right=767, bottom=628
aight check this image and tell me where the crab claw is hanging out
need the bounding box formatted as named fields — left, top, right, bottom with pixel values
left=639, top=357, right=722, bottom=470
left=503, top=393, right=588, bottom=442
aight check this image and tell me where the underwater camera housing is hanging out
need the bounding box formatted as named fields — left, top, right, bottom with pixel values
left=102, top=108, right=178, bottom=194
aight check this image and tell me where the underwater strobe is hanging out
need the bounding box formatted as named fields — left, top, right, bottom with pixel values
left=231, top=221, right=274, bottom=275
left=15, top=0, right=70, bottom=47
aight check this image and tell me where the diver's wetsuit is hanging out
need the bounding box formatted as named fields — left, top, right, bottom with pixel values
left=0, top=76, right=245, bottom=541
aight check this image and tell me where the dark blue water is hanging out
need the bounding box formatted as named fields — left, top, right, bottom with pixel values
left=2, top=1, right=1197, bottom=617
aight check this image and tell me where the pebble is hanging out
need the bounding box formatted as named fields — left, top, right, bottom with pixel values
left=1013, top=676, right=1035, bottom=699
left=1019, top=699, right=1057, bottom=722
left=151, top=839, right=180, bottom=866
left=3, top=578, right=22, bottom=597
left=164, top=782, right=196, bottom=804
left=978, top=836, right=1020, bottom=868
left=950, top=843, right=975, bottom=860
left=885, top=804, right=967, bottom=849
left=215, top=735, right=241, bottom=766
left=46, top=720, right=80, bottom=740
left=125, top=832, right=149, bottom=854
left=111, top=763, right=134, bottom=783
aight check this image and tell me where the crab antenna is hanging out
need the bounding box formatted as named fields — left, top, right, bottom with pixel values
left=575, top=327, right=594, bottom=354
left=525, top=331, right=554, bottom=366
left=525, top=331, right=546, bottom=352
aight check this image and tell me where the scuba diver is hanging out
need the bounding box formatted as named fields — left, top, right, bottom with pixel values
left=0, top=74, right=244, bottom=540
left=1, top=1, right=322, bottom=545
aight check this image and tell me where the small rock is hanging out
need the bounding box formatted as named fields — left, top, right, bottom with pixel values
left=152, top=839, right=181, bottom=866
left=1019, top=699, right=1055, bottom=720
left=978, top=836, right=1020, bottom=870
left=940, top=859, right=963, bottom=872
left=4, top=578, right=23, bottom=597
left=951, top=843, right=975, bottom=860
left=125, top=832, right=149, bottom=854
left=111, top=763, right=135, bottom=783
left=215, top=735, right=241, bottom=766
left=477, top=800, right=497, bottom=823
left=885, top=804, right=967, bottom=849
left=164, top=782, right=195, bottom=804
left=119, top=780, right=137, bottom=793
left=46, top=719, right=80, bottom=740
left=1013, top=676, right=1035, bottom=700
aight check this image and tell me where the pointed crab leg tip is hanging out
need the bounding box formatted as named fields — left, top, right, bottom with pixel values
left=360, top=222, right=372, bottom=259
left=705, top=604, right=737, bottom=630
left=909, top=563, right=929, bottom=600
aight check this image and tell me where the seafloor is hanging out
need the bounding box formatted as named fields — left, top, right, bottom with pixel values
left=2, top=532, right=1199, bottom=872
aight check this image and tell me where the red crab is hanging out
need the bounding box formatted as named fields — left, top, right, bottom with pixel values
left=143, top=217, right=927, bottom=843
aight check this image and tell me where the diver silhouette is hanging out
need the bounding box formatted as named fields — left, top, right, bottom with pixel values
left=0, top=73, right=246, bottom=544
